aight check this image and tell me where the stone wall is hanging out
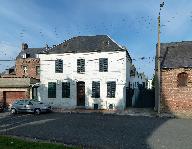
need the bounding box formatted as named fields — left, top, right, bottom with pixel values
left=161, top=68, right=192, bottom=114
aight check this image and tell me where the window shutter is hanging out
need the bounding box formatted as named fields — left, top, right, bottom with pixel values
left=55, top=59, right=63, bottom=73
left=107, top=81, right=116, bottom=98
left=48, top=82, right=56, bottom=98
left=77, top=59, right=85, bottom=73
left=99, top=58, right=108, bottom=72
left=92, top=81, right=100, bottom=98
left=62, top=82, right=70, bottom=98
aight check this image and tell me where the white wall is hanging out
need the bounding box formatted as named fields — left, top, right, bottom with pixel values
left=38, top=51, right=130, bottom=110
left=130, top=72, right=147, bottom=89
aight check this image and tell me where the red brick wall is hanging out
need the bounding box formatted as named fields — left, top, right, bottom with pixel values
left=15, top=58, right=40, bottom=79
left=5, top=91, right=28, bottom=105
left=161, top=68, right=192, bottom=113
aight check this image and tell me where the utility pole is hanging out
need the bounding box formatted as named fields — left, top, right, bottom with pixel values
left=155, top=1, right=164, bottom=113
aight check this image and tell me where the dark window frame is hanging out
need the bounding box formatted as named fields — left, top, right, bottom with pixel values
left=48, top=82, right=56, bottom=98
left=177, top=72, right=188, bottom=87
left=92, top=81, right=100, bottom=98
left=55, top=59, right=63, bottom=73
left=77, top=59, right=85, bottom=73
left=62, top=82, right=70, bottom=98
left=99, top=58, right=108, bottom=72
left=107, top=81, right=116, bottom=98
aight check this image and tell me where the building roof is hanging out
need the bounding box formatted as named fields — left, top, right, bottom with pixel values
left=160, top=41, right=192, bottom=69
left=16, top=48, right=45, bottom=59
left=0, top=78, right=39, bottom=88
left=43, top=35, right=126, bottom=54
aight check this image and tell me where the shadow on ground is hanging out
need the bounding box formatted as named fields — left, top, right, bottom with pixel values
left=1, top=112, right=191, bottom=149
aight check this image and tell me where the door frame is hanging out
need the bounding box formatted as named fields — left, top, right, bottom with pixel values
left=76, top=81, right=85, bottom=107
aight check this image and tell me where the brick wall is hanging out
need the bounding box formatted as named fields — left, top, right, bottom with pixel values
left=15, top=58, right=40, bottom=79
left=161, top=68, right=192, bottom=114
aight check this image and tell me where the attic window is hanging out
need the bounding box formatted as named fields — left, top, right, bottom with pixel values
left=177, top=72, right=188, bottom=87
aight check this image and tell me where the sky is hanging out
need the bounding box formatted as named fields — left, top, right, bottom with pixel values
left=0, top=0, right=192, bottom=79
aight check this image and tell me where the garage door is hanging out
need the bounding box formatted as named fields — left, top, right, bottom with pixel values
left=4, top=91, right=27, bottom=106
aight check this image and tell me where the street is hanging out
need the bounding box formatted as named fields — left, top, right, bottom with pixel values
left=0, top=112, right=192, bottom=149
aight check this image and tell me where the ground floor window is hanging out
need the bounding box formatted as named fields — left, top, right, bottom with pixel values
left=48, top=82, right=56, bottom=98
left=107, top=81, right=116, bottom=98
left=62, top=82, right=70, bottom=98
left=92, top=81, right=100, bottom=98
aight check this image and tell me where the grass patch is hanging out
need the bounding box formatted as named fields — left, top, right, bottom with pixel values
left=0, top=135, right=79, bottom=149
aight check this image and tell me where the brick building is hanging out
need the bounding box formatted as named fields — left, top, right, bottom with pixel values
left=0, top=43, right=45, bottom=106
left=160, top=41, right=192, bottom=115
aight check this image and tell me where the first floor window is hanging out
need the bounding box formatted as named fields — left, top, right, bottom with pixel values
left=92, top=81, right=100, bottom=98
left=62, top=82, right=70, bottom=98
left=107, top=81, right=116, bottom=98
left=77, top=59, right=85, bottom=73
left=99, top=58, right=108, bottom=72
left=55, top=59, right=63, bottom=73
left=48, top=82, right=56, bottom=98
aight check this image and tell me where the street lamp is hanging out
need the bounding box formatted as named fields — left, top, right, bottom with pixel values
left=155, top=1, right=164, bottom=113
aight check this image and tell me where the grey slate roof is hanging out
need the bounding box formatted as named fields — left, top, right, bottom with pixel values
left=160, top=41, right=192, bottom=69
left=44, top=35, right=127, bottom=54
left=16, top=48, right=45, bottom=59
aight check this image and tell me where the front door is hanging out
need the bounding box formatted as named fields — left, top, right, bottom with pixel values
left=77, top=81, right=85, bottom=106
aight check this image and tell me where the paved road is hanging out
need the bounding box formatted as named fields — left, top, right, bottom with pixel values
left=0, top=112, right=192, bottom=149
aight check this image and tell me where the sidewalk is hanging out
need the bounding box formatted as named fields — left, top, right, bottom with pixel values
left=52, top=107, right=158, bottom=117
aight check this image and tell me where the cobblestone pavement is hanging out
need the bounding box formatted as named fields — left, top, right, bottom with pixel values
left=0, top=112, right=192, bottom=149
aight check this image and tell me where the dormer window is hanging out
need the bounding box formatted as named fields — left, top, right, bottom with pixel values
left=22, top=54, right=26, bottom=59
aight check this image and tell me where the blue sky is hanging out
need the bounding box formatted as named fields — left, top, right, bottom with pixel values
left=0, top=0, right=192, bottom=79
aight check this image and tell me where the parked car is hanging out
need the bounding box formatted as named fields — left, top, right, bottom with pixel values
left=0, top=102, right=4, bottom=112
left=10, top=99, right=52, bottom=115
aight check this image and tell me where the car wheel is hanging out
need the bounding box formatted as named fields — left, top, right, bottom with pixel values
left=11, top=108, right=17, bottom=114
left=34, top=109, right=41, bottom=115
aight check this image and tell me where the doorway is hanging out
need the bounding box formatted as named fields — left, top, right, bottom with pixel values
left=77, top=81, right=85, bottom=106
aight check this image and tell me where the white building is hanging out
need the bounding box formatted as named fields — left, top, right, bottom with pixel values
left=147, top=79, right=152, bottom=89
left=129, top=65, right=148, bottom=89
left=38, top=35, right=132, bottom=110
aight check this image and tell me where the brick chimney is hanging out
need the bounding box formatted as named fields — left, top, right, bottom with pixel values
left=21, top=43, right=28, bottom=51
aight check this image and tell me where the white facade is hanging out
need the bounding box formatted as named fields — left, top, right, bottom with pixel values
left=147, top=79, right=152, bottom=89
left=38, top=51, right=131, bottom=110
left=130, top=71, right=148, bottom=89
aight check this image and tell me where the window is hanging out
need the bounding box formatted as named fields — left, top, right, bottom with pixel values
left=48, top=82, right=56, bottom=98
left=177, top=72, right=188, bottom=87
left=62, top=82, right=70, bottom=98
left=77, top=59, right=85, bottom=73
left=142, top=82, right=145, bottom=88
left=55, top=59, right=63, bottom=73
left=23, top=66, right=28, bottom=74
left=92, top=81, right=100, bottom=98
left=36, top=66, right=40, bottom=76
left=99, top=58, right=108, bottom=72
left=107, top=81, right=116, bottom=98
